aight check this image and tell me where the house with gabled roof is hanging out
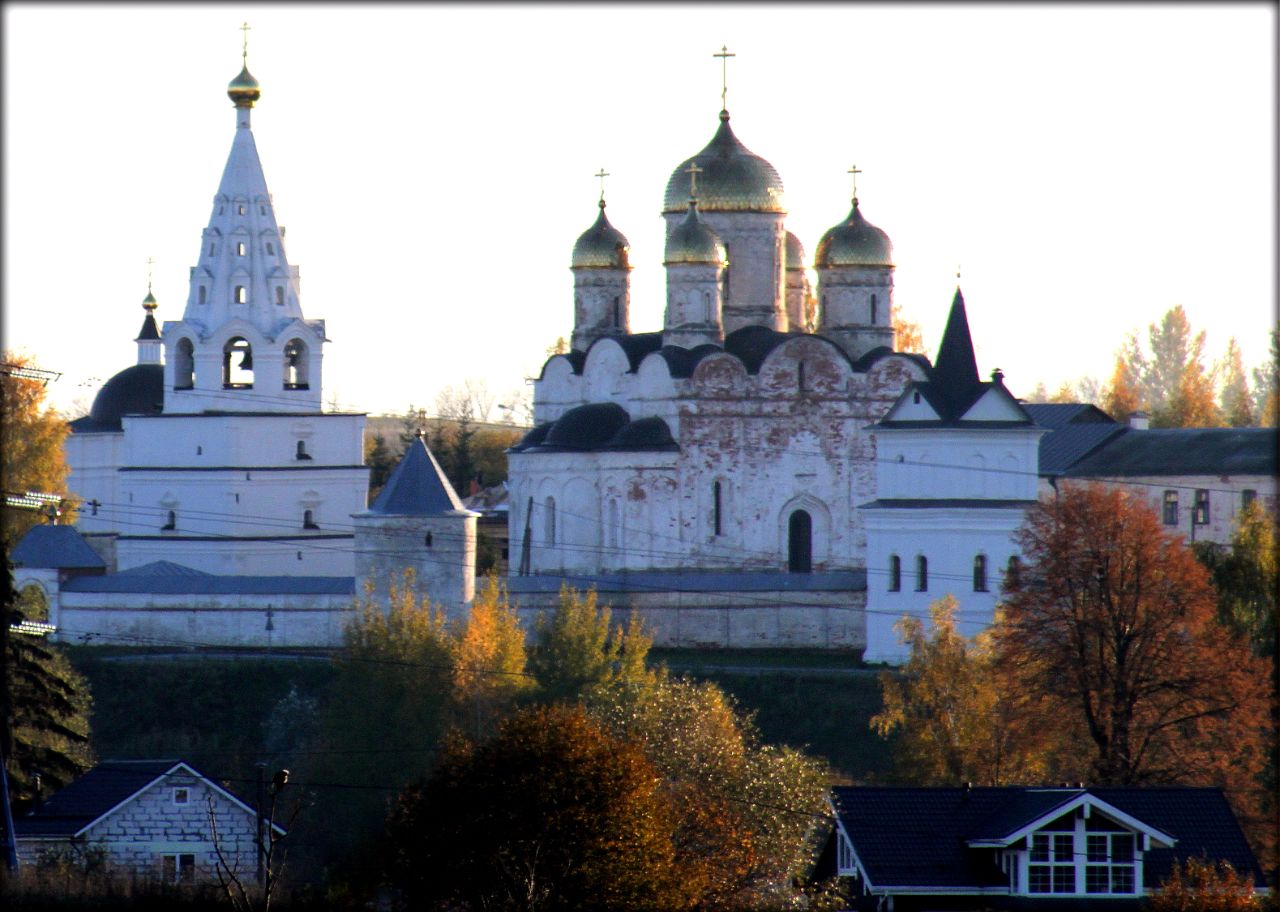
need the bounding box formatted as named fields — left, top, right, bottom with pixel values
left=824, top=786, right=1267, bottom=910
left=14, top=759, right=282, bottom=884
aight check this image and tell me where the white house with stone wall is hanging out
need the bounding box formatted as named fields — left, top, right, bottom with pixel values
left=14, top=760, right=281, bottom=885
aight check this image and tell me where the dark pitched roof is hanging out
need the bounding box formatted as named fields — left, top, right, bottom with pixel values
left=831, top=786, right=1265, bottom=892
left=1022, top=403, right=1127, bottom=476
left=135, top=313, right=161, bottom=342
left=367, top=437, right=465, bottom=515
left=10, top=526, right=106, bottom=570
left=16, top=760, right=184, bottom=837
left=1064, top=427, right=1277, bottom=477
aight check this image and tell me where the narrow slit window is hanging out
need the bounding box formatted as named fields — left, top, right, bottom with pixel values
left=276, top=286, right=285, bottom=306
left=870, top=293, right=878, bottom=323
left=162, top=510, right=176, bottom=531
left=237, top=242, right=246, bottom=256
left=712, top=481, right=722, bottom=536
left=198, top=286, right=207, bottom=306
left=238, top=204, right=246, bottom=215
left=425, top=532, right=433, bottom=547
left=303, top=509, right=319, bottom=530
left=234, top=285, right=247, bottom=304
left=208, top=243, right=215, bottom=256
left=1193, top=489, right=1210, bottom=525
left=889, top=555, right=901, bottom=591
left=915, top=555, right=928, bottom=591
left=973, top=554, right=988, bottom=591
left=798, top=361, right=806, bottom=392
left=266, top=241, right=275, bottom=255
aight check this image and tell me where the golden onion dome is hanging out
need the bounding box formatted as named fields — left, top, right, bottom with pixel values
left=141, top=289, right=158, bottom=312
left=664, top=202, right=726, bottom=266
left=815, top=199, right=893, bottom=269
left=227, top=64, right=261, bottom=108
left=571, top=201, right=632, bottom=270
left=662, top=111, right=785, bottom=214
left=785, top=231, right=806, bottom=270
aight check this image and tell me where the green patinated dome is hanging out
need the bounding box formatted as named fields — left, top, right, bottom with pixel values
left=662, top=111, right=785, bottom=214
left=785, top=231, right=806, bottom=269
left=227, top=64, right=261, bottom=108
left=664, top=202, right=726, bottom=266
left=571, top=201, right=631, bottom=270
left=815, top=199, right=893, bottom=268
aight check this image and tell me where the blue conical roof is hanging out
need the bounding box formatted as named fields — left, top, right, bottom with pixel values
left=368, top=438, right=465, bottom=514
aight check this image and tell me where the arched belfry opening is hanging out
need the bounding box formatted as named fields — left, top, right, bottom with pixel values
left=174, top=338, right=195, bottom=390
left=222, top=337, right=254, bottom=388
left=284, top=338, right=309, bottom=389
left=788, top=509, right=812, bottom=573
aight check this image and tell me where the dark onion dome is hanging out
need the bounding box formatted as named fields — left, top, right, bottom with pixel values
left=571, top=201, right=632, bottom=269
left=603, top=416, right=678, bottom=451
left=88, top=364, right=164, bottom=430
left=815, top=199, right=893, bottom=268
left=543, top=402, right=630, bottom=450
left=664, top=202, right=726, bottom=266
left=662, top=111, right=785, bottom=214
left=227, top=64, right=261, bottom=108
left=785, top=231, right=806, bottom=269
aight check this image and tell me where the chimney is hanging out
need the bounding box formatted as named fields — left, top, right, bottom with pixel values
left=1128, top=411, right=1149, bottom=430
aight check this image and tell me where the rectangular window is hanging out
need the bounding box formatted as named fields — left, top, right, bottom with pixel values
left=712, top=482, right=722, bottom=536
left=1194, top=489, right=1210, bottom=525
left=1163, top=490, right=1179, bottom=525
left=1028, top=866, right=1051, bottom=893
left=1086, top=834, right=1107, bottom=863
left=888, top=555, right=901, bottom=592
left=1111, top=834, right=1134, bottom=863
left=973, top=554, right=988, bottom=592
left=161, top=853, right=196, bottom=884
left=1030, top=834, right=1050, bottom=862
left=1052, top=865, right=1075, bottom=893
left=237, top=242, right=246, bottom=256
left=915, top=555, right=928, bottom=591
left=1086, top=865, right=1110, bottom=893
left=172, top=787, right=189, bottom=805
left=1111, top=865, right=1135, bottom=893
left=1053, top=834, right=1073, bottom=862
left=1242, top=489, right=1257, bottom=509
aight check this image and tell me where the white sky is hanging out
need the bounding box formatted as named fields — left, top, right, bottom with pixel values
left=4, top=3, right=1275, bottom=419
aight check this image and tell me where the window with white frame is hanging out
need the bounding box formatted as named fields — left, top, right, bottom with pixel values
left=172, top=787, right=190, bottom=805
left=1023, top=812, right=1141, bottom=896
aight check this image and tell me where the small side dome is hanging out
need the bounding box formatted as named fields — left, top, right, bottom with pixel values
left=604, top=416, right=678, bottom=451
left=544, top=402, right=631, bottom=450
left=88, top=364, right=164, bottom=429
left=142, top=289, right=158, bottom=312
left=227, top=64, right=261, bottom=108
left=664, top=203, right=726, bottom=266
left=571, top=201, right=631, bottom=270
left=662, top=112, right=785, bottom=214
left=785, top=231, right=806, bottom=270
left=815, top=199, right=893, bottom=268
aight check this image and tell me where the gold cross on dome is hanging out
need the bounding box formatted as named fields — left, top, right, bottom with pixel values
left=685, top=162, right=703, bottom=200
left=713, top=45, right=735, bottom=110
left=146, top=256, right=154, bottom=292
left=848, top=164, right=862, bottom=201
left=594, top=168, right=610, bottom=203
left=240, top=21, right=251, bottom=63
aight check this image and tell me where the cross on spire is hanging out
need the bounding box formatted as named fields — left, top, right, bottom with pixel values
left=594, top=167, right=609, bottom=205
left=848, top=163, right=862, bottom=202
left=146, top=256, right=154, bottom=293
left=685, top=162, right=702, bottom=201
left=713, top=45, right=735, bottom=111
left=240, top=21, right=251, bottom=64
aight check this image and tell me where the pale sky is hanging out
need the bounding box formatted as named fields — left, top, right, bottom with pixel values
left=4, top=3, right=1275, bottom=420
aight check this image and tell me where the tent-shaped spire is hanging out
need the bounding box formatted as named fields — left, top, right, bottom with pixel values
left=368, top=437, right=465, bottom=515
left=932, top=287, right=981, bottom=395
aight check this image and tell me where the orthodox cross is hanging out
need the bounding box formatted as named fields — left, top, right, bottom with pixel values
left=240, top=21, right=251, bottom=63
left=685, top=162, right=702, bottom=200
left=848, top=164, right=862, bottom=201
left=714, top=45, right=735, bottom=110
left=594, top=168, right=609, bottom=203
left=146, top=256, right=154, bottom=292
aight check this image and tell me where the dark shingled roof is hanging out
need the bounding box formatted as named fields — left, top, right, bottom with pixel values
left=830, top=786, right=1265, bottom=892
left=368, top=438, right=465, bottom=515
left=1022, top=403, right=1127, bottom=476
left=1064, top=427, right=1277, bottom=477
left=10, top=526, right=106, bottom=570
left=16, top=760, right=184, bottom=837
left=84, top=363, right=164, bottom=431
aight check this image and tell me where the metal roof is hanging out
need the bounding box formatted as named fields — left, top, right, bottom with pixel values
left=10, top=526, right=107, bottom=570
left=1064, top=427, right=1277, bottom=477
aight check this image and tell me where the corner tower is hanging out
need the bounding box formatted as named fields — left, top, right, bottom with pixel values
left=162, top=54, right=325, bottom=414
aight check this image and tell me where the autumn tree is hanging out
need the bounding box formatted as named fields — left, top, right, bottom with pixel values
left=1112, top=307, right=1222, bottom=427
left=1149, top=857, right=1262, bottom=912
left=1, top=352, right=75, bottom=545
left=996, top=484, right=1269, bottom=795
left=451, top=575, right=531, bottom=738
left=1218, top=338, right=1257, bottom=428
left=384, top=704, right=690, bottom=912
left=891, top=302, right=925, bottom=354
left=1101, top=350, right=1143, bottom=421
left=1194, top=501, right=1277, bottom=658
left=363, top=432, right=395, bottom=502
left=527, top=585, right=650, bottom=703
left=1251, top=326, right=1278, bottom=427
left=586, top=674, right=828, bottom=910
left=870, top=596, right=1050, bottom=786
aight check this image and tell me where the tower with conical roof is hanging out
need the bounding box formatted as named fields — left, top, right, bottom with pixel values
left=815, top=187, right=896, bottom=360
left=161, top=50, right=323, bottom=415
left=571, top=192, right=632, bottom=351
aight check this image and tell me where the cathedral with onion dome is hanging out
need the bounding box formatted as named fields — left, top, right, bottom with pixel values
left=506, top=96, right=944, bottom=653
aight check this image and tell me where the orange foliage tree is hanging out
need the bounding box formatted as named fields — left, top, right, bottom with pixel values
left=1, top=352, right=74, bottom=545
left=995, top=484, right=1269, bottom=823
left=1149, top=857, right=1262, bottom=912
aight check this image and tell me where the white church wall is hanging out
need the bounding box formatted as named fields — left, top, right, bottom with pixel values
left=65, top=431, right=124, bottom=535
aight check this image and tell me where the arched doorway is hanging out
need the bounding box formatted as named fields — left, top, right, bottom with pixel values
left=788, top=509, right=812, bottom=573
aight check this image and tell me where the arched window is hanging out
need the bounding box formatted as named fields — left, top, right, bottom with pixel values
left=973, top=554, right=988, bottom=592
left=712, top=481, right=723, bottom=537
left=222, top=337, right=254, bottom=388
left=162, top=510, right=176, bottom=531
left=888, top=555, right=901, bottom=591
left=296, top=440, right=311, bottom=460
left=266, top=241, right=275, bottom=255
left=237, top=204, right=246, bottom=216
left=284, top=338, right=309, bottom=389
left=174, top=338, right=195, bottom=390
left=870, top=293, right=878, bottom=324
left=237, top=242, right=246, bottom=256
left=303, top=509, right=319, bottom=530
left=234, top=285, right=247, bottom=304
left=544, top=497, right=557, bottom=546
left=788, top=509, right=812, bottom=573
left=915, top=555, right=928, bottom=591
left=1006, top=555, right=1021, bottom=588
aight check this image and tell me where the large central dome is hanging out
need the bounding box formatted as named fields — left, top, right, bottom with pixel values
left=662, top=111, right=785, bottom=214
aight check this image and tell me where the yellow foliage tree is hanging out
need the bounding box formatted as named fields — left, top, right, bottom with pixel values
left=2, top=352, right=75, bottom=544
left=891, top=302, right=925, bottom=354
left=451, top=574, right=531, bottom=737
